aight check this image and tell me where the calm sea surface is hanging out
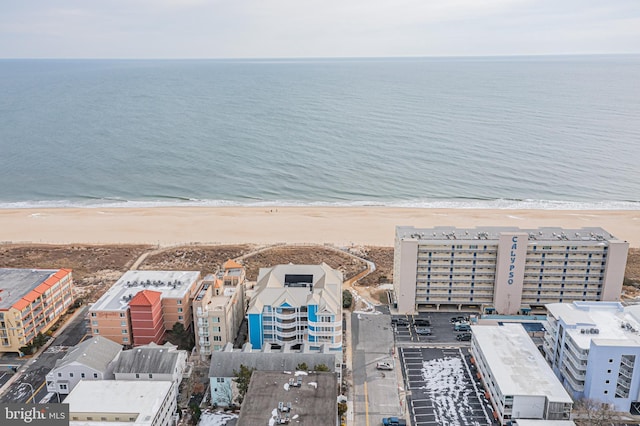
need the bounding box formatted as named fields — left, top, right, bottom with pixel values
left=1, top=56, right=639, bottom=209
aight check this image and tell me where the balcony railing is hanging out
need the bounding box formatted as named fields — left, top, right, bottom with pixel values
left=273, top=311, right=299, bottom=321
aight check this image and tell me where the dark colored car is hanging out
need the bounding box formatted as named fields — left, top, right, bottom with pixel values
left=415, top=327, right=433, bottom=335
left=392, top=318, right=409, bottom=326
left=414, top=318, right=431, bottom=327
left=456, top=332, right=472, bottom=341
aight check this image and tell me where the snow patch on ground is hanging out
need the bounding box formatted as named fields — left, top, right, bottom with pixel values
left=308, top=382, right=317, bottom=388
left=294, top=371, right=308, bottom=376
left=197, top=410, right=238, bottom=426
left=284, top=383, right=290, bottom=391
left=420, top=356, right=482, bottom=426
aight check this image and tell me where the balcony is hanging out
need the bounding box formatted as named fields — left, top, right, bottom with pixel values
left=621, top=356, right=635, bottom=369
left=309, top=329, right=340, bottom=337
left=562, top=358, right=586, bottom=380
left=274, top=311, right=299, bottom=321
left=273, top=329, right=299, bottom=339
left=561, top=368, right=585, bottom=392
left=619, top=365, right=634, bottom=380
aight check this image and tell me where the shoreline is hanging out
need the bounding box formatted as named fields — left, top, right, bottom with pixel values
left=0, top=206, right=638, bottom=248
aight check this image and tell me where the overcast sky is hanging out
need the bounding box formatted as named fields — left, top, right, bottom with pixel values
left=2, top=0, right=639, bottom=58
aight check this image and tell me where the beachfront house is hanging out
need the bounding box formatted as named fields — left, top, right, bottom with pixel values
left=246, top=263, right=343, bottom=352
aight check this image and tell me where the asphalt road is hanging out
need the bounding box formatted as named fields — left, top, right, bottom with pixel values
left=352, top=312, right=402, bottom=426
left=0, top=306, right=90, bottom=403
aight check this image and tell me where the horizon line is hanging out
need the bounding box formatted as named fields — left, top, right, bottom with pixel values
left=1, top=52, right=639, bottom=61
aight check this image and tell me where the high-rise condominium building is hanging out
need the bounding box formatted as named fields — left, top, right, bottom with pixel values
left=394, top=226, right=628, bottom=314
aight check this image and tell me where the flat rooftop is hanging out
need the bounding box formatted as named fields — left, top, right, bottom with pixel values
left=472, top=323, right=572, bottom=403
left=237, top=370, right=337, bottom=425
left=90, top=270, right=200, bottom=311
left=0, top=268, right=60, bottom=310
left=547, top=302, right=640, bottom=350
left=66, top=380, right=173, bottom=425
left=397, top=226, right=617, bottom=243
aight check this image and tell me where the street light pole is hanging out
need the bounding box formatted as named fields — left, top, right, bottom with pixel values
left=23, top=382, right=35, bottom=403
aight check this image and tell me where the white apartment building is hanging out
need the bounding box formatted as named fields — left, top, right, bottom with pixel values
left=247, top=263, right=342, bottom=351
left=66, top=380, right=177, bottom=426
left=112, top=342, right=188, bottom=395
left=394, top=226, right=628, bottom=314
left=471, top=324, right=573, bottom=425
left=544, top=301, right=640, bottom=412
left=46, top=336, right=122, bottom=395
left=193, top=260, right=246, bottom=358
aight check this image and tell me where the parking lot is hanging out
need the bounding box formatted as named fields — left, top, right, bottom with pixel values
left=392, top=312, right=474, bottom=344
left=399, top=346, right=493, bottom=426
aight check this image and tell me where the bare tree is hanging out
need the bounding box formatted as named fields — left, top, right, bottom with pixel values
left=572, top=398, right=621, bottom=426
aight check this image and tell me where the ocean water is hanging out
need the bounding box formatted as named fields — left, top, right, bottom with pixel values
left=1, top=56, right=639, bottom=210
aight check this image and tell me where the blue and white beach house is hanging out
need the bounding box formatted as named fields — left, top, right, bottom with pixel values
left=247, top=263, right=343, bottom=351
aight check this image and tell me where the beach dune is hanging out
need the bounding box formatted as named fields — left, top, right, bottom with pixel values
left=0, top=207, right=638, bottom=248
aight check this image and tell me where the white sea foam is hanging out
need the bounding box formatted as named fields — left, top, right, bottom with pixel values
left=1, top=198, right=638, bottom=210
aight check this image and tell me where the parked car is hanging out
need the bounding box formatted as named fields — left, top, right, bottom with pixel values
left=454, top=323, right=471, bottom=332
left=392, top=318, right=409, bottom=326
left=414, top=318, right=431, bottom=327
left=376, top=362, right=393, bottom=371
left=456, top=332, right=472, bottom=341
left=415, top=327, right=433, bottom=335
left=382, top=417, right=407, bottom=426
left=450, top=316, right=468, bottom=323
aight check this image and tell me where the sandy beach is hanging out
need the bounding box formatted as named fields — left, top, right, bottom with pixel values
left=0, top=207, right=638, bottom=248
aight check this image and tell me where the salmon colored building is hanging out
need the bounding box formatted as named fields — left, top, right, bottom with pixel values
left=0, top=268, right=74, bottom=354
left=89, top=271, right=200, bottom=346
left=129, top=290, right=165, bottom=346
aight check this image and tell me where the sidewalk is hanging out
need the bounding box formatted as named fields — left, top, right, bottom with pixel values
left=0, top=304, right=88, bottom=398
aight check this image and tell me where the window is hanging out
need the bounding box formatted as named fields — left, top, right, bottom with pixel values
left=213, top=336, right=222, bottom=341
left=609, top=359, right=614, bottom=363
left=122, top=329, right=127, bottom=334
left=216, top=378, right=225, bottom=383
left=81, top=373, right=85, bottom=378
left=93, top=373, right=98, bottom=378
left=604, top=390, right=608, bottom=395
left=148, top=374, right=153, bottom=378
left=178, top=316, right=183, bottom=321
left=91, top=320, right=98, bottom=326
left=69, top=373, right=74, bottom=378
left=59, top=384, right=67, bottom=390
left=608, top=370, right=612, bottom=373
left=91, top=312, right=96, bottom=317
left=136, top=373, right=140, bottom=379
left=606, top=380, right=610, bottom=384
left=101, top=418, right=107, bottom=421
left=94, top=329, right=99, bottom=334
left=119, top=312, right=125, bottom=318
left=58, top=372, right=62, bottom=377
left=178, top=308, right=183, bottom=313
left=177, top=300, right=182, bottom=305
left=123, top=337, right=128, bottom=343
left=121, top=321, right=126, bottom=326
